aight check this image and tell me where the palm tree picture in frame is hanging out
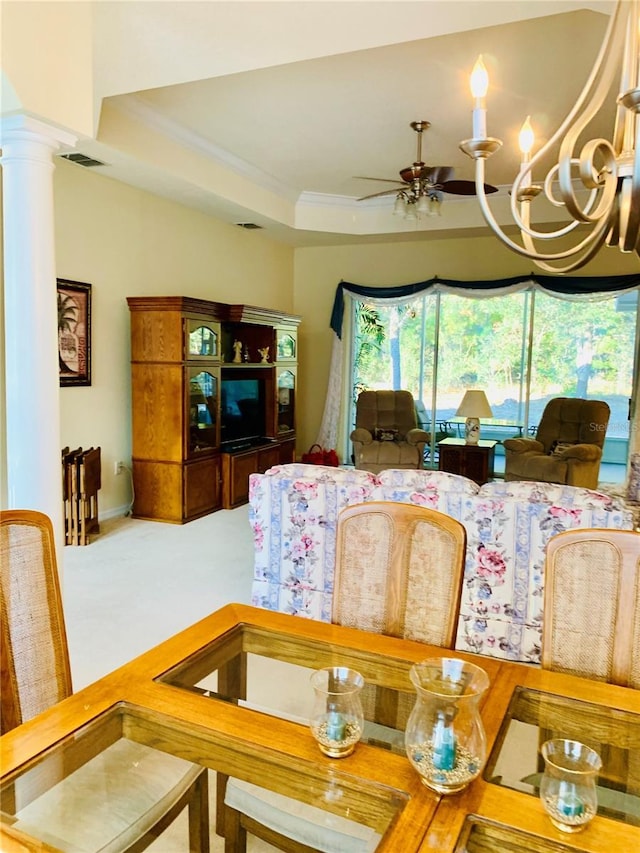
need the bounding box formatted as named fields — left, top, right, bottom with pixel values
left=57, top=278, right=91, bottom=386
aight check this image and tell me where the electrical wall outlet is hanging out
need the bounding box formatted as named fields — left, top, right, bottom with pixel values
left=114, top=461, right=125, bottom=475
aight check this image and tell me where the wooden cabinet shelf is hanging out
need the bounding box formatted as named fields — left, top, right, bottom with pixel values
left=127, top=297, right=300, bottom=522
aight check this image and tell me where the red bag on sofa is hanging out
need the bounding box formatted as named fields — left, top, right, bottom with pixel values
left=302, top=444, right=339, bottom=466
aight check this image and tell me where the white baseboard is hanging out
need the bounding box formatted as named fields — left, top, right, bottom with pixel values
left=100, top=504, right=133, bottom=521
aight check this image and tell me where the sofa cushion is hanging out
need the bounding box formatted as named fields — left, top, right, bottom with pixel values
left=455, top=494, right=634, bottom=662
left=478, top=480, right=628, bottom=511
left=377, top=469, right=479, bottom=495
left=249, top=467, right=380, bottom=616
left=262, top=463, right=377, bottom=485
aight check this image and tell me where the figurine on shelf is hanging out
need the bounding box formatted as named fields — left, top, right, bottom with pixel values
left=258, top=347, right=270, bottom=364
left=232, top=339, right=243, bottom=363
left=243, top=346, right=250, bottom=362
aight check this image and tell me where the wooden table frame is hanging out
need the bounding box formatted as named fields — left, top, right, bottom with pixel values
left=1, top=604, right=638, bottom=852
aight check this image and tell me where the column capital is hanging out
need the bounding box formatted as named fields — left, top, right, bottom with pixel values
left=1, top=113, right=77, bottom=150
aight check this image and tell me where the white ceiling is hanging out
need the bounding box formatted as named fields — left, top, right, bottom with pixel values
left=74, top=1, right=618, bottom=246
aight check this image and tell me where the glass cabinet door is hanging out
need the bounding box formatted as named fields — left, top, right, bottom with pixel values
left=188, top=368, right=219, bottom=454
left=186, top=320, right=220, bottom=359
left=276, top=329, right=297, bottom=361
left=277, top=368, right=296, bottom=435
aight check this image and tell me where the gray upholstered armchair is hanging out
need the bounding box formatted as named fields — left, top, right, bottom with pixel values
left=350, top=389, right=429, bottom=473
left=503, top=397, right=610, bottom=489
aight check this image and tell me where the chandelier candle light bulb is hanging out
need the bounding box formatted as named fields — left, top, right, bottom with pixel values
left=518, top=116, right=535, bottom=190
left=470, top=55, right=489, bottom=139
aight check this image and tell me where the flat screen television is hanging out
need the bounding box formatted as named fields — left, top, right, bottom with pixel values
left=221, top=377, right=266, bottom=448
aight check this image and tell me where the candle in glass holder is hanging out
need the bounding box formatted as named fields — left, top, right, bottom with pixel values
left=326, top=711, right=346, bottom=742
left=432, top=711, right=457, bottom=771
left=557, top=782, right=585, bottom=817
left=540, top=739, right=600, bottom=833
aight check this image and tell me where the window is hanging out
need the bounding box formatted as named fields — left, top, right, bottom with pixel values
left=351, top=288, right=638, bottom=474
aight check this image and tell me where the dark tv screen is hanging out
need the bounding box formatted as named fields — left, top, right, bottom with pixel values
left=221, top=378, right=265, bottom=444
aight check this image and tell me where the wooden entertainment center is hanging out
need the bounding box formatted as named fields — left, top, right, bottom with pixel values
left=127, top=296, right=300, bottom=522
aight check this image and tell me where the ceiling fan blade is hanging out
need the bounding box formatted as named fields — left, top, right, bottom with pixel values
left=357, top=187, right=406, bottom=201
left=424, top=166, right=454, bottom=185
left=354, top=176, right=410, bottom=185
left=441, top=179, right=499, bottom=196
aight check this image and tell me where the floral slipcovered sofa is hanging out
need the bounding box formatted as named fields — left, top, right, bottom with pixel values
left=249, top=464, right=633, bottom=664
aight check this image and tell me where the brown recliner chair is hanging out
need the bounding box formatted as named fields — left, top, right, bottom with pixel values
left=350, top=389, right=429, bottom=473
left=503, top=397, right=610, bottom=489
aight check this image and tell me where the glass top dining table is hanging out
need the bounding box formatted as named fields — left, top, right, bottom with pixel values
left=1, top=603, right=638, bottom=852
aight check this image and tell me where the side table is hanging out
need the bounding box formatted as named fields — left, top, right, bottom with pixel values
left=438, top=437, right=497, bottom=485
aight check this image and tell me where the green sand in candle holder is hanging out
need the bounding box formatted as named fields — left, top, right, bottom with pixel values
left=409, top=742, right=481, bottom=792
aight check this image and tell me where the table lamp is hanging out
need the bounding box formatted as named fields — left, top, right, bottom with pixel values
left=455, top=390, right=493, bottom=444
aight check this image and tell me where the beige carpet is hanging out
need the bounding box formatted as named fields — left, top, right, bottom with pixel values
left=62, top=506, right=276, bottom=852
left=63, top=506, right=255, bottom=690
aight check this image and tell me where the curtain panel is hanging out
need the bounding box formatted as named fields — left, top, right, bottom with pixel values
left=330, top=273, right=640, bottom=338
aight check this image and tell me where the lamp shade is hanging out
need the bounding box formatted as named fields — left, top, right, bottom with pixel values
left=455, top=390, right=493, bottom=419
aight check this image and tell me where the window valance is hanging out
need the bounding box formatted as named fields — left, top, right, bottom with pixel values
left=330, top=274, right=640, bottom=338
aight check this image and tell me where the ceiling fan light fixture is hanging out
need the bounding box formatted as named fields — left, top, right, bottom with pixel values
left=355, top=119, right=495, bottom=218
left=428, top=194, right=442, bottom=217
left=404, top=202, right=418, bottom=222
left=393, top=194, right=407, bottom=216
left=416, top=194, right=430, bottom=215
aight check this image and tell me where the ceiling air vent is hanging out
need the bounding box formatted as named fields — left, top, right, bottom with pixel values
left=59, top=152, right=106, bottom=168
left=236, top=222, right=262, bottom=230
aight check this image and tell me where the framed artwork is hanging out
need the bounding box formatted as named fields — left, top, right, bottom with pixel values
left=57, top=278, right=92, bottom=386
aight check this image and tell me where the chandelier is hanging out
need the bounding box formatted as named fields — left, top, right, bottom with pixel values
left=459, top=0, right=639, bottom=273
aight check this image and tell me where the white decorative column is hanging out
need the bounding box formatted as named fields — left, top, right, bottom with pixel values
left=1, top=115, right=77, bottom=562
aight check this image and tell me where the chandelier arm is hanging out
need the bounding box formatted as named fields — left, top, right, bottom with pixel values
left=551, top=12, right=629, bottom=221
left=513, top=1, right=628, bottom=230
left=518, top=196, right=613, bottom=259
left=462, top=0, right=637, bottom=271
left=617, top=0, right=639, bottom=155
left=474, top=156, right=612, bottom=272
left=504, top=3, right=628, bottom=237
left=527, top=0, right=627, bottom=177
left=473, top=160, right=594, bottom=262
left=520, top=233, right=611, bottom=273
left=557, top=131, right=619, bottom=224
left=618, top=136, right=640, bottom=252
left=542, top=162, right=597, bottom=215
left=507, top=163, right=599, bottom=241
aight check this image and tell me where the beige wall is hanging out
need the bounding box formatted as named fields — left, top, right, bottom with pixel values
left=54, top=160, right=293, bottom=516
left=1, top=2, right=95, bottom=136
left=293, top=237, right=640, bottom=455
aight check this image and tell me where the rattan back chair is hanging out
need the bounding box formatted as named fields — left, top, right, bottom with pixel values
left=332, top=500, right=466, bottom=645
left=0, top=509, right=210, bottom=852
left=222, top=501, right=467, bottom=853
left=542, top=527, right=640, bottom=687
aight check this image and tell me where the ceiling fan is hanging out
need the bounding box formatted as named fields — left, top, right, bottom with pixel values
left=355, top=120, right=498, bottom=218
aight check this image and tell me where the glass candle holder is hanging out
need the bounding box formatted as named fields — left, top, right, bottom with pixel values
left=310, top=666, right=364, bottom=758
left=405, top=657, right=490, bottom=794
left=540, top=739, right=601, bottom=832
